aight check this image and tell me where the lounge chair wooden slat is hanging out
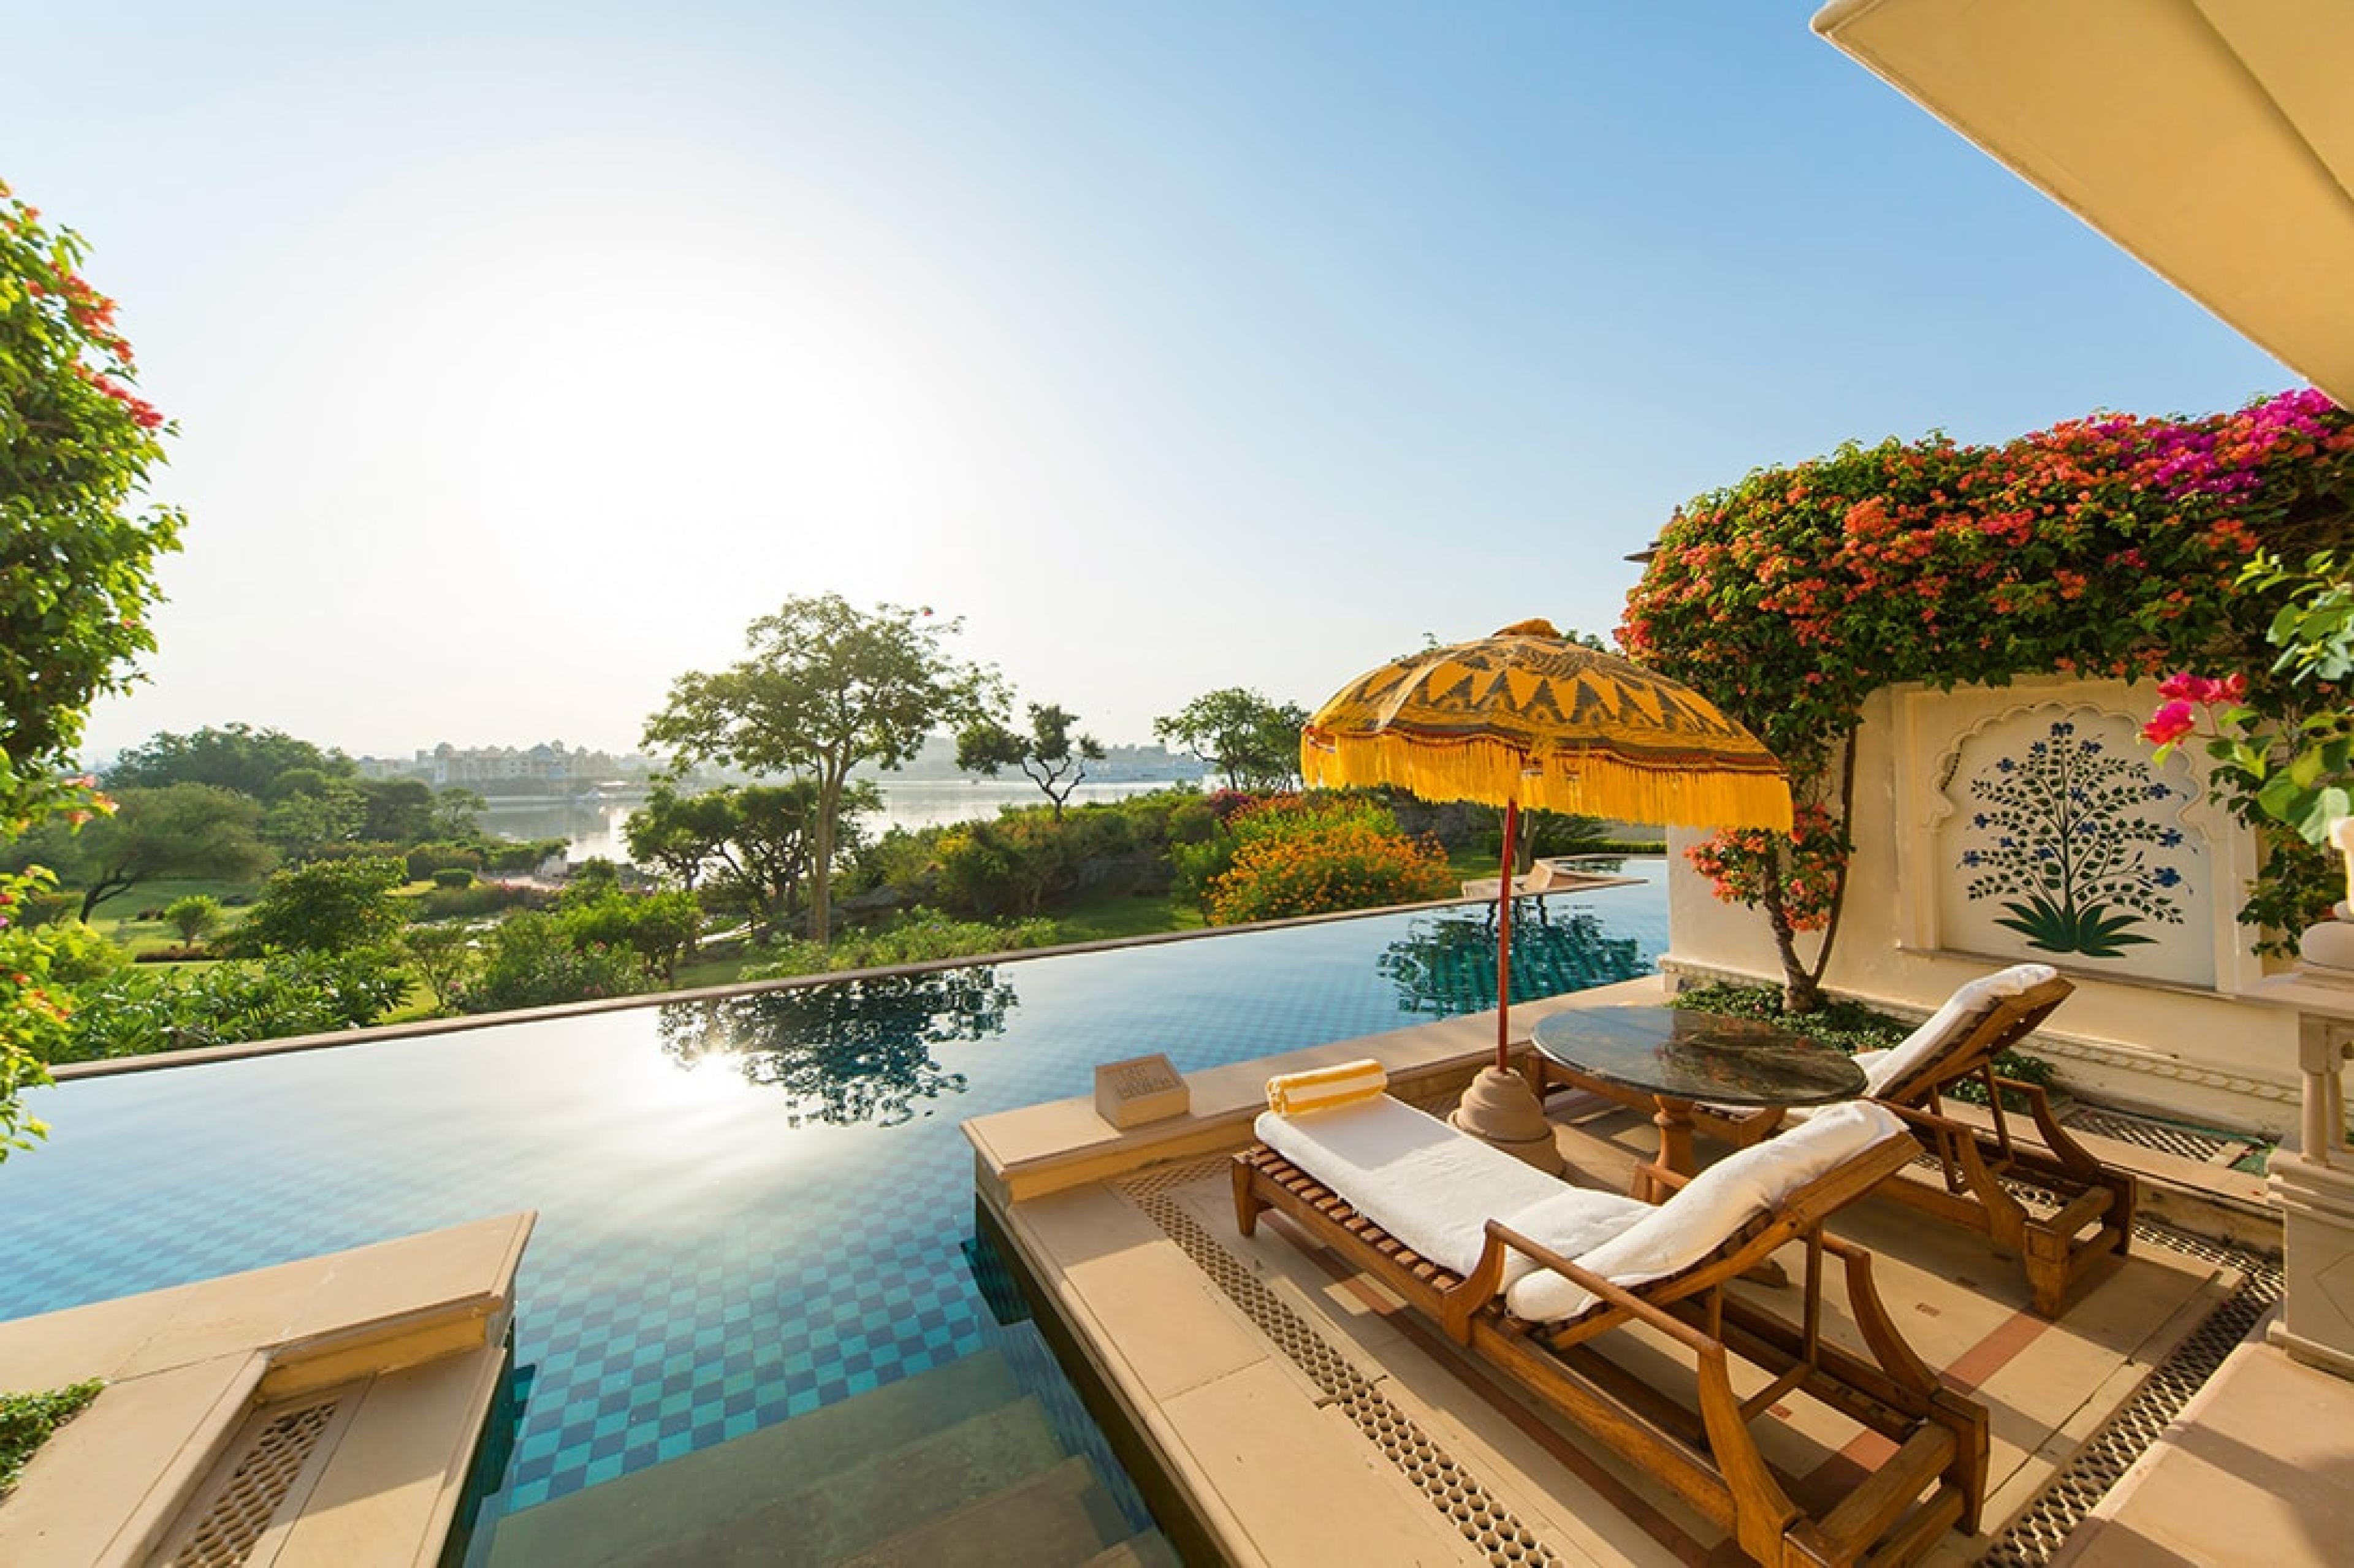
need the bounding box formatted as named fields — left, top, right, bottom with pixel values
left=1233, top=1115, right=1988, bottom=1567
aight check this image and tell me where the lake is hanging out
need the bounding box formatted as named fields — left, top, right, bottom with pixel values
left=478, top=778, right=1193, bottom=864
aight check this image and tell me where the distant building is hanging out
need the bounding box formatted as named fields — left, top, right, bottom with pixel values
left=352, top=741, right=667, bottom=791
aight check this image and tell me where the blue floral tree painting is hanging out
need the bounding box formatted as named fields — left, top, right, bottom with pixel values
left=1956, top=720, right=2191, bottom=959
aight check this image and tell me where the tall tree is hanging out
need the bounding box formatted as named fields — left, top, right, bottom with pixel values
left=230, top=856, right=406, bottom=954
left=12, top=783, right=276, bottom=921
left=956, top=702, right=1106, bottom=821
left=106, top=723, right=349, bottom=799
left=625, top=778, right=880, bottom=931
left=643, top=597, right=996, bottom=945
left=1153, top=687, right=1309, bottom=791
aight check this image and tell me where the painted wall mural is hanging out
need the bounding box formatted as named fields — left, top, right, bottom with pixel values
left=1935, top=704, right=2214, bottom=988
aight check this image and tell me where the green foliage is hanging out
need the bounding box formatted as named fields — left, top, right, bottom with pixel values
left=482, top=837, right=566, bottom=873
left=430, top=867, right=474, bottom=890
left=412, top=880, right=552, bottom=922
left=398, top=923, right=476, bottom=1015
left=625, top=779, right=877, bottom=932
left=55, top=949, right=406, bottom=1062
left=456, top=913, right=646, bottom=1013
left=161, top=893, right=223, bottom=944
left=231, top=856, right=406, bottom=954
left=1, top=1378, right=104, bottom=1496
left=956, top=702, right=1107, bottom=819
left=745, top=912, right=1065, bottom=979
left=38, top=919, right=128, bottom=983
left=556, top=888, right=703, bottom=983
left=6, top=783, right=274, bottom=921
left=1, top=870, right=73, bottom=1155
left=2154, top=553, right=2354, bottom=852
left=405, top=842, right=484, bottom=880
left=105, top=724, right=348, bottom=800
left=644, top=595, right=1001, bottom=945
left=1, top=183, right=184, bottom=820
left=1152, top=687, right=1308, bottom=791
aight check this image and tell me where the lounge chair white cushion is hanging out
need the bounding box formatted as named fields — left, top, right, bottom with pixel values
left=1861, top=964, right=2057, bottom=1096
left=1504, top=1100, right=1908, bottom=1323
left=1252, top=1098, right=1649, bottom=1282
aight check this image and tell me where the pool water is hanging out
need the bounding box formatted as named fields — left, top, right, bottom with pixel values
left=0, top=862, right=1667, bottom=1553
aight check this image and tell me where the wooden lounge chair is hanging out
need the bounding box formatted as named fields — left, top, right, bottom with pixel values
left=1545, top=967, right=2135, bottom=1317
left=1234, top=1094, right=1989, bottom=1567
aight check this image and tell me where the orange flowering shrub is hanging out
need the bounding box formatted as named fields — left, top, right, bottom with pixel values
left=1205, top=820, right=1455, bottom=925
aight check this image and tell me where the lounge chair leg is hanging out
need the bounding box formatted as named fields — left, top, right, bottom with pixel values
left=1232, top=1155, right=1262, bottom=1238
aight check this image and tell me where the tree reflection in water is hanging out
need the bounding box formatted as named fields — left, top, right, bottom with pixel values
left=658, top=968, right=1017, bottom=1127
left=1377, top=901, right=1644, bottom=1018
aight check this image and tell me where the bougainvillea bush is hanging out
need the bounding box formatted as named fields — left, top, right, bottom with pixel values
left=1623, top=390, right=2354, bottom=997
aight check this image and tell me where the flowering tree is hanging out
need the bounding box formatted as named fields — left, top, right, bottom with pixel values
left=1684, top=804, right=1849, bottom=1011
left=1628, top=389, right=2354, bottom=997
left=2, top=179, right=184, bottom=1159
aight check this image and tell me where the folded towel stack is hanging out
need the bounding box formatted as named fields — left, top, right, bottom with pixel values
left=1266, top=1058, right=1388, bottom=1116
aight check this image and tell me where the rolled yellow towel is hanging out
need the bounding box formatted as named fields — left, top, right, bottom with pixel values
left=1266, top=1058, right=1388, bottom=1116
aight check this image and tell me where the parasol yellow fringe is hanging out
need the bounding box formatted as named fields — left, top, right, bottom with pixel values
left=1301, top=731, right=1792, bottom=831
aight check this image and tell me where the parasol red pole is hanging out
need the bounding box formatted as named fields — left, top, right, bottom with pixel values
left=1495, top=796, right=1517, bottom=1073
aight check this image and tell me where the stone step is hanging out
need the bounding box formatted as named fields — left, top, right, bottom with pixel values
left=600, top=1395, right=1069, bottom=1567
left=834, top=1454, right=1129, bottom=1568
left=486, top=1350, right=1030, bottom=1567
left=1078, top=1528, right=1184, bottom=1568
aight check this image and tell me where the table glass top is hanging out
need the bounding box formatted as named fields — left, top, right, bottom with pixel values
left=1529, top=1005, right=1866, bottom=1106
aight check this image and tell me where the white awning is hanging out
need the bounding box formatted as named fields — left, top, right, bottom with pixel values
left=1813, top=0, right=2354, bottom=405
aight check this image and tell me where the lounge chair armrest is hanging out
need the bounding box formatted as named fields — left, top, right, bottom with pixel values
left=1484, top=1219, right=1719, bottom=1357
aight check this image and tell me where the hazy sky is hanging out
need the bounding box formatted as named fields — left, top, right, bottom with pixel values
left=17, top=2, right=2291, bottom=763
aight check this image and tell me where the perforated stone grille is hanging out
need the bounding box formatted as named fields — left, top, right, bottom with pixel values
left=2060, top=1107, right=2255, bottom=1165
left=1121, top=1157, right=1566, bottom=1567
left=170, top=1398, right=339, bottom=1567
left=1973, top=1218, right=2279, bottom=1568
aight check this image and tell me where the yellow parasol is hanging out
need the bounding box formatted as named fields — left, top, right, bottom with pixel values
left=1303, top=619, right=1792, bottom=1167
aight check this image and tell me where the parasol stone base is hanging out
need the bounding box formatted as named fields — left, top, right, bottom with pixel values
left=1448, top=1065, right=1566, bottom=1175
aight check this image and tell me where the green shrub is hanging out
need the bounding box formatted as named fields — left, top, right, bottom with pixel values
left=162, top=893, right=224, bottom=943
left=745, top=912, right=1065, bottom=979
left=36, top=922, right=129, bottom=984
left=555, top=889, right=703, bottom=983
left=405, top=842, right=485, bottom=880
left=456, top=913, right=646, bottom=1014
left=413, top=881, right=552, bottom=921
left=56, top=948, right=408, bottom=1062
left=230, top=856, right=406, bottom=954
left=482, top=838, right=566, bottom=873
left=2, top=1379, right=104, bottom=1496
left=431, top=867, right=474, bottom=890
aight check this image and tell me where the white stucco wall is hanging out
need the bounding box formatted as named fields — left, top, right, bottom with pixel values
left=1664, top=675, right=2302, bottom=1136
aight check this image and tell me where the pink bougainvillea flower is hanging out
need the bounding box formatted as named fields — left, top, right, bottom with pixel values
left=2141, top=700, right=2197, bottom=745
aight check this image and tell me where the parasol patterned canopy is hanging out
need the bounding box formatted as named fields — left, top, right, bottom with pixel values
left=1301, top=619, right=1792, bottom=831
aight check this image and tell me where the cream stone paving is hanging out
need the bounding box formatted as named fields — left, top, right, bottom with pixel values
left=0, top=1214, right=530, bottom=1568
left=1002, top=1132, right=2235, bottom=1567
left=2051, top=1326, right=2354, bottom=1567
left=1154, top=1361, right=1507, bottom=1567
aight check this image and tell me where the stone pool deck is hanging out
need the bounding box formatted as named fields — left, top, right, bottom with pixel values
left=967, top=978, right=2334, bottom=1566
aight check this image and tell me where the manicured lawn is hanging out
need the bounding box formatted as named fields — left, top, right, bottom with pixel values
left=1050, top=885, right=1206, bottom=944
left=82, top=877, right=262, bottom=956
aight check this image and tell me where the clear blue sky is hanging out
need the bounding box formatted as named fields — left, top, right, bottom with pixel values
left=15, top=2, right=2292, bottom=761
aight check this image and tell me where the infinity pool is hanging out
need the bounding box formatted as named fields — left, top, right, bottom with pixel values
left=0, top=862, right=1667, bottom=1558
